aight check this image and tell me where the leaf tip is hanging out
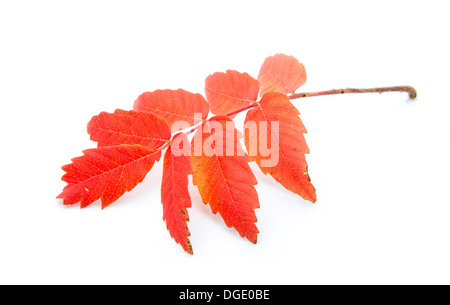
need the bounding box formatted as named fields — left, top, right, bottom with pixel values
left=306, top=191, right=317, bottom=203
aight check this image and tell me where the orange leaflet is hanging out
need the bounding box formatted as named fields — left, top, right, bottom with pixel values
left=191, top=116, right=260, bottom=243
left=244, top=92, right=317, bottom=202
left=161, top=133, right=193, bottom=255
left=57, top=144, right=160, bottom=209
left=258, top=53, right=307, bottom=97
left=205, top=70, right=260, bottom=118
left=133, top=89, right=210, bottom=132
left=87, top=110, right=171, bottom=159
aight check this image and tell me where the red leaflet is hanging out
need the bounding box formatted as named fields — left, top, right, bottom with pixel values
left=87, top=110, right=171, bottom=155
left=258, top=53, right=307, bottom=97
left=205, top=70, right=259, bottom=117
left=244, top=92, right=317, bottom=202
left=133, top=89, right=210, bottom=132
left=57, top=144, right=160, bottom=208
left=191, top=116, right=260, bottom=243
left=161, top=133, right=193, bottom=255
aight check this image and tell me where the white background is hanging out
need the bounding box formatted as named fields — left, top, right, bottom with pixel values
left=1, top=0, right=449, bottom=285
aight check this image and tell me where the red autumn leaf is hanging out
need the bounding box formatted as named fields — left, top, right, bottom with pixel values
left=161, top=133, right=193, bottom=255
left=258, top=53, right=307, bottom=97
left=191, top=116, right=260, bottom=243
left=57, top=144, right=160, bottom=209
left=56, top=53, right=418, bottom=255
left=205, top=70, right=260, bottom=117
left=87, top=109, right=171, bottom=155
left=244, top=92, right=316, bottom=202
left=133, top=89, right=210, bottom=132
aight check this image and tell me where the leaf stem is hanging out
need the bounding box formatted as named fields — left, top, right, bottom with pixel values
left=176, top=85, right=416, bottom=140
left=183, top=122, right=204, bottom=137
left=224, top=103, right=258, bottom=117
left=155, top=141, right=170, bottom=151
left=182, top=104, right=259, bottom=137
left=289, top=86, right=417, bottom=100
